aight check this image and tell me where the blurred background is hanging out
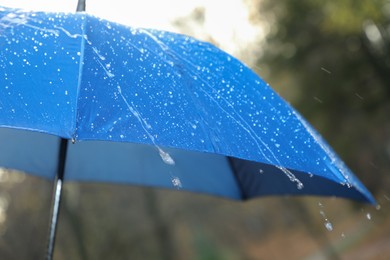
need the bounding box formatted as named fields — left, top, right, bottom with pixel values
left=0, top=0, right=389, bottom=259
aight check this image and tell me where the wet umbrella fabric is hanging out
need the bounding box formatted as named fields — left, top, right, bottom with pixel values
left=0, top=7, right=376, bottom=259
left=0, top=9, right=375, bottom=204
left=0, top=7, right=375, bottom=202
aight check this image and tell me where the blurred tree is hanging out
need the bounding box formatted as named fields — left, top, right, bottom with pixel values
left=256, top=0, right=390, bottom=195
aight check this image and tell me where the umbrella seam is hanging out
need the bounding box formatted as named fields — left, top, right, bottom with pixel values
left=73, top=13, right=87, bottom=140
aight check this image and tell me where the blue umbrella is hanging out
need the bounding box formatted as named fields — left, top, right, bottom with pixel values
left=0, top=4, right=375, bottom=259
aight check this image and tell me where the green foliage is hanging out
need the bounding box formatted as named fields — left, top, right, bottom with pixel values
left=321, top=0, right=384, bottom=34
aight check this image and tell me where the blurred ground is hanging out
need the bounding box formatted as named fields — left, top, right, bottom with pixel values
left=0, top=172, right=388, bottom=260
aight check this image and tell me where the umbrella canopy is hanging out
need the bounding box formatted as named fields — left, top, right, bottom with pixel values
left=0, top=6, right=375, bottom=203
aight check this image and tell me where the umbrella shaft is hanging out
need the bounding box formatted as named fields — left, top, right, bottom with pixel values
left=46, top=179, right=63, bottom=260
left=46, top=138, right=68, bottom=260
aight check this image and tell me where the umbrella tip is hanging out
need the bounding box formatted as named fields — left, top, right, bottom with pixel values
left=76, top=0, right=86, bottom=12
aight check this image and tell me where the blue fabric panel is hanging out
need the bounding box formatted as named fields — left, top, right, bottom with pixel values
left=65, top=141, right=242, bottom=200
left=0, top=8, right=83, bottom=137
left=0, top=128, right=59, bottom=179
left=229, top=158, right=373, bottom=202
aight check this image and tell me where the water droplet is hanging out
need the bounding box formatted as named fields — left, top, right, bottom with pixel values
left=366, top=213, right=371, bottom=220
left=319, top=205, right=333, bottom=231
left=325, top=221, right=333, bottom=231
left=106, top=71, right=115, bottom=78
left=158, top=148, right=175, bottom=165
left=276, top=166, right=304, bottom=190
left=171, top=176, right=182, bottom=189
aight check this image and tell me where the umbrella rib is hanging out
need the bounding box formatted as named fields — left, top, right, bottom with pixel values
left=73, top=16, right=87, bottom=140
left=226, top=157, right=247, bottom=200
